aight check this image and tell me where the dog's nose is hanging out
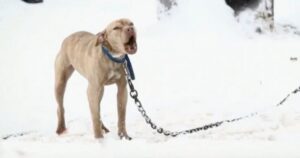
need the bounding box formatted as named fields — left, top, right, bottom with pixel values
left=126, top=27, right=134, bottom=35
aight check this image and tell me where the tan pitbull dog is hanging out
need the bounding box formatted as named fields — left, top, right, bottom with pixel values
left=54, top=19, right=137, bottom=139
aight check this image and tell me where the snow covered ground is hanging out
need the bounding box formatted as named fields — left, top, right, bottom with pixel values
left=0, top=0, right=300, bottom=157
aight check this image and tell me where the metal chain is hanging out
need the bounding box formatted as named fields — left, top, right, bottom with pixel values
left=124, top=64, right=300, bottom=137
left=2, top=131, right=35, bottom=140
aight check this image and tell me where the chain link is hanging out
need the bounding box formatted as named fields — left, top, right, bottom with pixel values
left=123, top=63, right=300, bottom=137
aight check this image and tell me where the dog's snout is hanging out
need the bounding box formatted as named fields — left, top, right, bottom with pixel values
left=126, top=27, right=134, bottom=35
left=127, top=27, right=133, bottom=32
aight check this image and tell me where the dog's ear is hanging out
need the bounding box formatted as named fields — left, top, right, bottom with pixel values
left=95, top=31, right=106, bottom=46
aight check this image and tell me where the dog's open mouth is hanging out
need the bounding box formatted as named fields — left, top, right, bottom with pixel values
left=124, top=35, right=137, bottom=54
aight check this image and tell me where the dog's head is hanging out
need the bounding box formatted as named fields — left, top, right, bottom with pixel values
left=96, top=18, right=137, bottom=56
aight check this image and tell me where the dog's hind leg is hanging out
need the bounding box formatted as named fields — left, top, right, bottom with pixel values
left=102, top=123, right=110, bottom=133
left=54, top=53, right=74, bottom=135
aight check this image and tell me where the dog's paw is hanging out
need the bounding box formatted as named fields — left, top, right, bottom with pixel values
left=118, top=132, right=132, bottom=140
left=94, top=133, right=104, bottom=139
left=56, top=126, right=67, bottom=135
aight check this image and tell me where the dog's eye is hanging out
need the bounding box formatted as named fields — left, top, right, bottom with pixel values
left=129, top=22, right=134, bottom=26
left=113, top=26, right=121, bottom=30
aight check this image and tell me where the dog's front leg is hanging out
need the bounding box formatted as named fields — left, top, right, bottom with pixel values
left=87, top=84, right=104, bottom=138
left=116, top=78, right=131, bottom=140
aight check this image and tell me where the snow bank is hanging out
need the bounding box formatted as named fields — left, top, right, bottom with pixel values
left=276, top=0, right=300, bottom=28
left=1, top=139, right=300, bottom=158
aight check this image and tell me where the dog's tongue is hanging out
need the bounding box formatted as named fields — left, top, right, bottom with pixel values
left=130, top=44, right=136, bottom=50
left=125, top=44, right=137, bottom=54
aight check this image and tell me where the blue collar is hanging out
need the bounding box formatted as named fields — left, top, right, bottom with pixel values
left=101, top=46, right=135, bottom=80
left=102, top=46, right=126, bottom=63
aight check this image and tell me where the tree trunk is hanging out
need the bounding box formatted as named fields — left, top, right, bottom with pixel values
left=266, top=0, right=274, bottom=30
left=260, top=0, right=274, bottom=31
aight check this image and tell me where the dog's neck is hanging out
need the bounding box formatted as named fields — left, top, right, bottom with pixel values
left=102, top=41, right=124, bottom=58
left=101, top=45, right=126, bottom=64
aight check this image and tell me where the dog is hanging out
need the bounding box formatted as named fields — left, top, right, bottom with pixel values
left=54, top=18, right=137, bottom=139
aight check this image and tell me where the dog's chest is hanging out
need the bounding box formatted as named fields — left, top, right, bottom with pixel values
left=108, top=70, right=121, bottom=80
left=105, top=63, right=122, bottom=84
